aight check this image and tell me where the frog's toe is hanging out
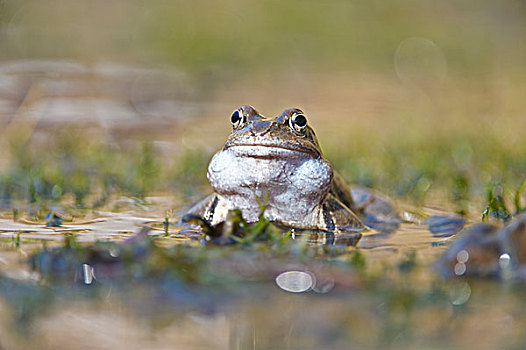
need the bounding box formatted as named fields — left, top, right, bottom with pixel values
left=320, top=194, right=365, bottom=233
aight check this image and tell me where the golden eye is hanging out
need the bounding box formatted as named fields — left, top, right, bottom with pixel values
left=230, top=109, right=246, bottom=128
left=289, top=113, right=307, bottom=133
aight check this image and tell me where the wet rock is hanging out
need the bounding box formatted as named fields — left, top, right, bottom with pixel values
left=436, top=214, right=526, bottom=280
left=427, top=214, right=465, bottom=237
left=499, top=214, right=526, bottom=268
left=435, top=223, right=501, bottom=278
left=350, top=187, right=402, bottom=233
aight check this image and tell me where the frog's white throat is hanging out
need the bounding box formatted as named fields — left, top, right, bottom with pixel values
left=207, top=148, right=333, bottom=224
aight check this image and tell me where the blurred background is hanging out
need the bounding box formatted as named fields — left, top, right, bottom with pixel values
left=0, top=0, right=525, bottom=214
left=1, top=2, right=526, bottom=349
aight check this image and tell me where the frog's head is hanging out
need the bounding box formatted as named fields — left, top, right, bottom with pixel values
left=207, top=105, right=334, bottom=224
left=223, top=105, right=322, bottom=159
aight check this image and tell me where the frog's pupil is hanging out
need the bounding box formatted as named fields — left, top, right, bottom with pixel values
left=294, top=114, right=307, bottom=127
left=231, top=110, right=241, bottom=124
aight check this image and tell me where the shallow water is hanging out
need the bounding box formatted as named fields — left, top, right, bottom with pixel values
left=0, top=59, right=525, bottom=350
left=0, top=201, right=520, bottom=350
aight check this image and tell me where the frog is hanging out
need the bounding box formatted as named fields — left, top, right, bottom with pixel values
left=183, top=105, right=382, bottom=242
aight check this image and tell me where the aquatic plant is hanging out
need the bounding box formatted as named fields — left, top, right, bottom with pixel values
left=514, top=179, right=526, bottom=214
left=480, top=179, right=526, bottom=222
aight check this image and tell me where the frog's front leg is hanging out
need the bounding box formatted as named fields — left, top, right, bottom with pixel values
left=319, top=194, right=365, bottom=233
left=183, top=194, right=223, bottom=226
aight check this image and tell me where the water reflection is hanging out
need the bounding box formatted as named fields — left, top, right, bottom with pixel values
left=4, top=216, right=526, bottom=350
left=292, top=229, right=362, bottom=247
left=311, top=275, right=335, bottom=294
left=448, top=281, right=471, bottom=306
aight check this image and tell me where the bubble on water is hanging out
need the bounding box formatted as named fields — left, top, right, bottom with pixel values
left=109, top=247, right=120, bottom=258
left=454, top=262, right=466, bottom=276
left=499, top=253, right=511, bottom=269
left=449, top=281, right=471, bottom=306
left=394, top=37, right=447, bottom=85
left=275, top=271, right=313, bottom=293
left=456, top=250, right=469, bottom=264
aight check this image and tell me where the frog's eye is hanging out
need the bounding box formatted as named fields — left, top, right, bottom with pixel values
left=230, top=109, right=246, bottom=128
left=289, top=113, right=308, bottom=133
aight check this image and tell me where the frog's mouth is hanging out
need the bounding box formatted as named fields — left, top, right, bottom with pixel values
left=225, top=144, right=320, bottom=159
